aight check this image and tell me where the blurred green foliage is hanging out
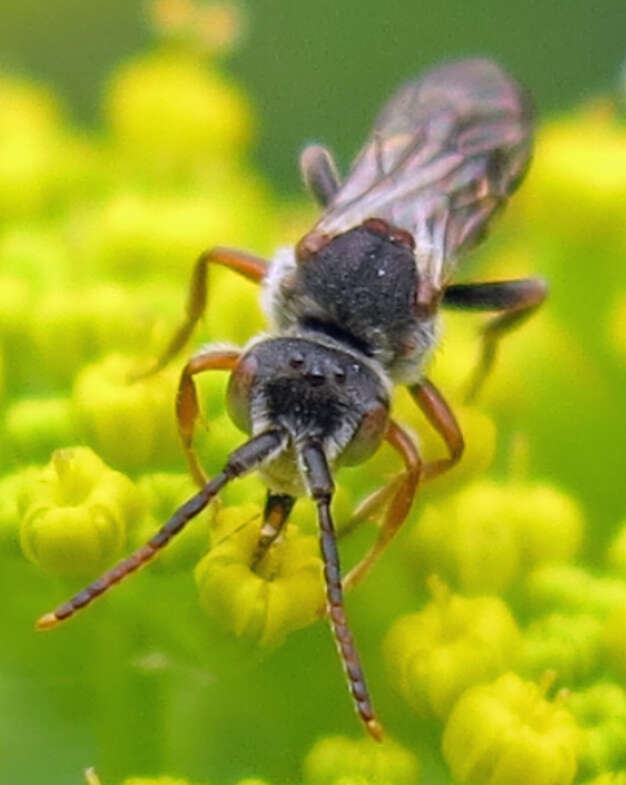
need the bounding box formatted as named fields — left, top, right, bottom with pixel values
left=0, top=0, right=625, bottom=189
left=0, top=9, right=626, bottom=785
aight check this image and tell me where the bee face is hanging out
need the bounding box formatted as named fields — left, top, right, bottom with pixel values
left=226, top=337, right=389, bottom=463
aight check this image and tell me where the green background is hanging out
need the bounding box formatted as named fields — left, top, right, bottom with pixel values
left=0, top=0, right=624, bottom=188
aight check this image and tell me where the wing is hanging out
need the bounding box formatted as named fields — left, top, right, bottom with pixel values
left=313, top=58, right=534, bottom=289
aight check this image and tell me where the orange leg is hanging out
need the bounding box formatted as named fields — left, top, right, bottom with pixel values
left=342, top=420, right=422, bottom=592
left=176, top=347, right=240, bottom=486
left=408, top=378, right=464, bottom=481
left=137, top=246, right=268, bottom=378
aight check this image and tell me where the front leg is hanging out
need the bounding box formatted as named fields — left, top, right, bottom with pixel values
left=443, top=277, right=548, bottom=401
left=176, top=346, right=240, bottom=486
left=137, top=246, right=268, bottom=378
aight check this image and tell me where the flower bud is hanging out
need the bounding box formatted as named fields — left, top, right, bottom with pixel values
left=0, top=468, right=39, bottom=555
left=383, top=583, right=520, bottom=719
left=391, top=390, right=497, bottom=496
left=0, top=75, right=62, bottom=141
left=0, top=76, right=63, bottom=218
left=89, top=173, right=275, bottom=282
left=522, top=110, right=626, bottom=244
left=19, top=447, right=143, bottom=577
left=0, top=226, right=69, bottom=295
left=413, top=472, right=583, bottom=593
left=442, top=672, right=579, bottom=785
left=31, top=286, right=154, bottom=386
left=410, top=481, right=520, bottom=594
left=132, top=472, right=215, bottom=571
left=72, top=354, right=180, bottom=472
left=106, top=50, right=253, bottom=171
left=3, top=396, right=75, bottom=462
left=303, top=734, right=419, bottom=785
left=520, top=613, right=603, bottom=686
left=567, top=683, right=626, bottom=778
left=604, top=605, right=626, bottom=683
left=526, top=565, right=626, bottom=618
left=0, top=274, right=35, bottom=394
left=194, top=504, right=325, bottom=647
left=0, top=76, right=107, bottom=219
left=513, top=482, right=584, bottom=567
left=607, top=521, right=626, bottom=576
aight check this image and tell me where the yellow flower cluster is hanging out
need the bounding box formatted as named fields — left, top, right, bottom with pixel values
left=2, top=31, right=626, bottom=785
left=194, top=503, right=325, bottom=646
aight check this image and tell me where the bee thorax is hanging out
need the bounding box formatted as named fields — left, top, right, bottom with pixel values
left=264, top=224, right=438, bottom=380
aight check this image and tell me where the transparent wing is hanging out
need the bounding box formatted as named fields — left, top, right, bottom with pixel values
left=314, top=58, right=534, bottom=288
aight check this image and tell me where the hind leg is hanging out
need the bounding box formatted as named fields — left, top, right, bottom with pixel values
left=407, top=378, right=464, bottom=481
left=443, top=277, right=548, bottom=402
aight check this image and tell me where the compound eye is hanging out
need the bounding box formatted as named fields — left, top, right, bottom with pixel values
left=341, top=400, right=389, bottom=466
left=226, top=352, right=258, bottom=434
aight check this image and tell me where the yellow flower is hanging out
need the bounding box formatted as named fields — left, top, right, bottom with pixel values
left=522, top=107, right=626, bottom=243
left=18, top=447, right=143, bottom=577
left=391, top=391, right=497, bottom=497
left=30, top=285, right=156, bottom=386
left=303, top=734, right=419, bottom=785
left=520, top=613, right=603, bottom=686
left=383, top=582, right=520, bottom=719
left=526, top=565, right=626, bottom=618
left=607, top=519, right=626, bottom=576
left=442, top=672, right=579, bottom=785
left=567, top=682, right=626, bottom=778
left=410, top=479, right=583, bottom=595
left=106, top=50, right=253, bottom=172
left=72, top=354, right=180, bottom=472
left=3, top=397, right=75, bottom=462
left=194, top=503, right=325, bottom=646
left=0, top=467, right=40, bottom=555
left=604, top=605, right=626, bottom=683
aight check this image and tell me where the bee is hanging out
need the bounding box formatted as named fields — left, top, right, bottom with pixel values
left=37, top=58, right=546, bottom=740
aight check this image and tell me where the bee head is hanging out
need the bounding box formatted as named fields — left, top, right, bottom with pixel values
left=226, top=337, right=389, bottom=467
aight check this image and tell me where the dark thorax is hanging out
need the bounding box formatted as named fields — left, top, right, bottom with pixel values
left=265, top=222, right=439, bottom=382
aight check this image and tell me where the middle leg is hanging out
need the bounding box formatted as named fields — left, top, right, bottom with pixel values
left=407, top=377, right=464, bottom=482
